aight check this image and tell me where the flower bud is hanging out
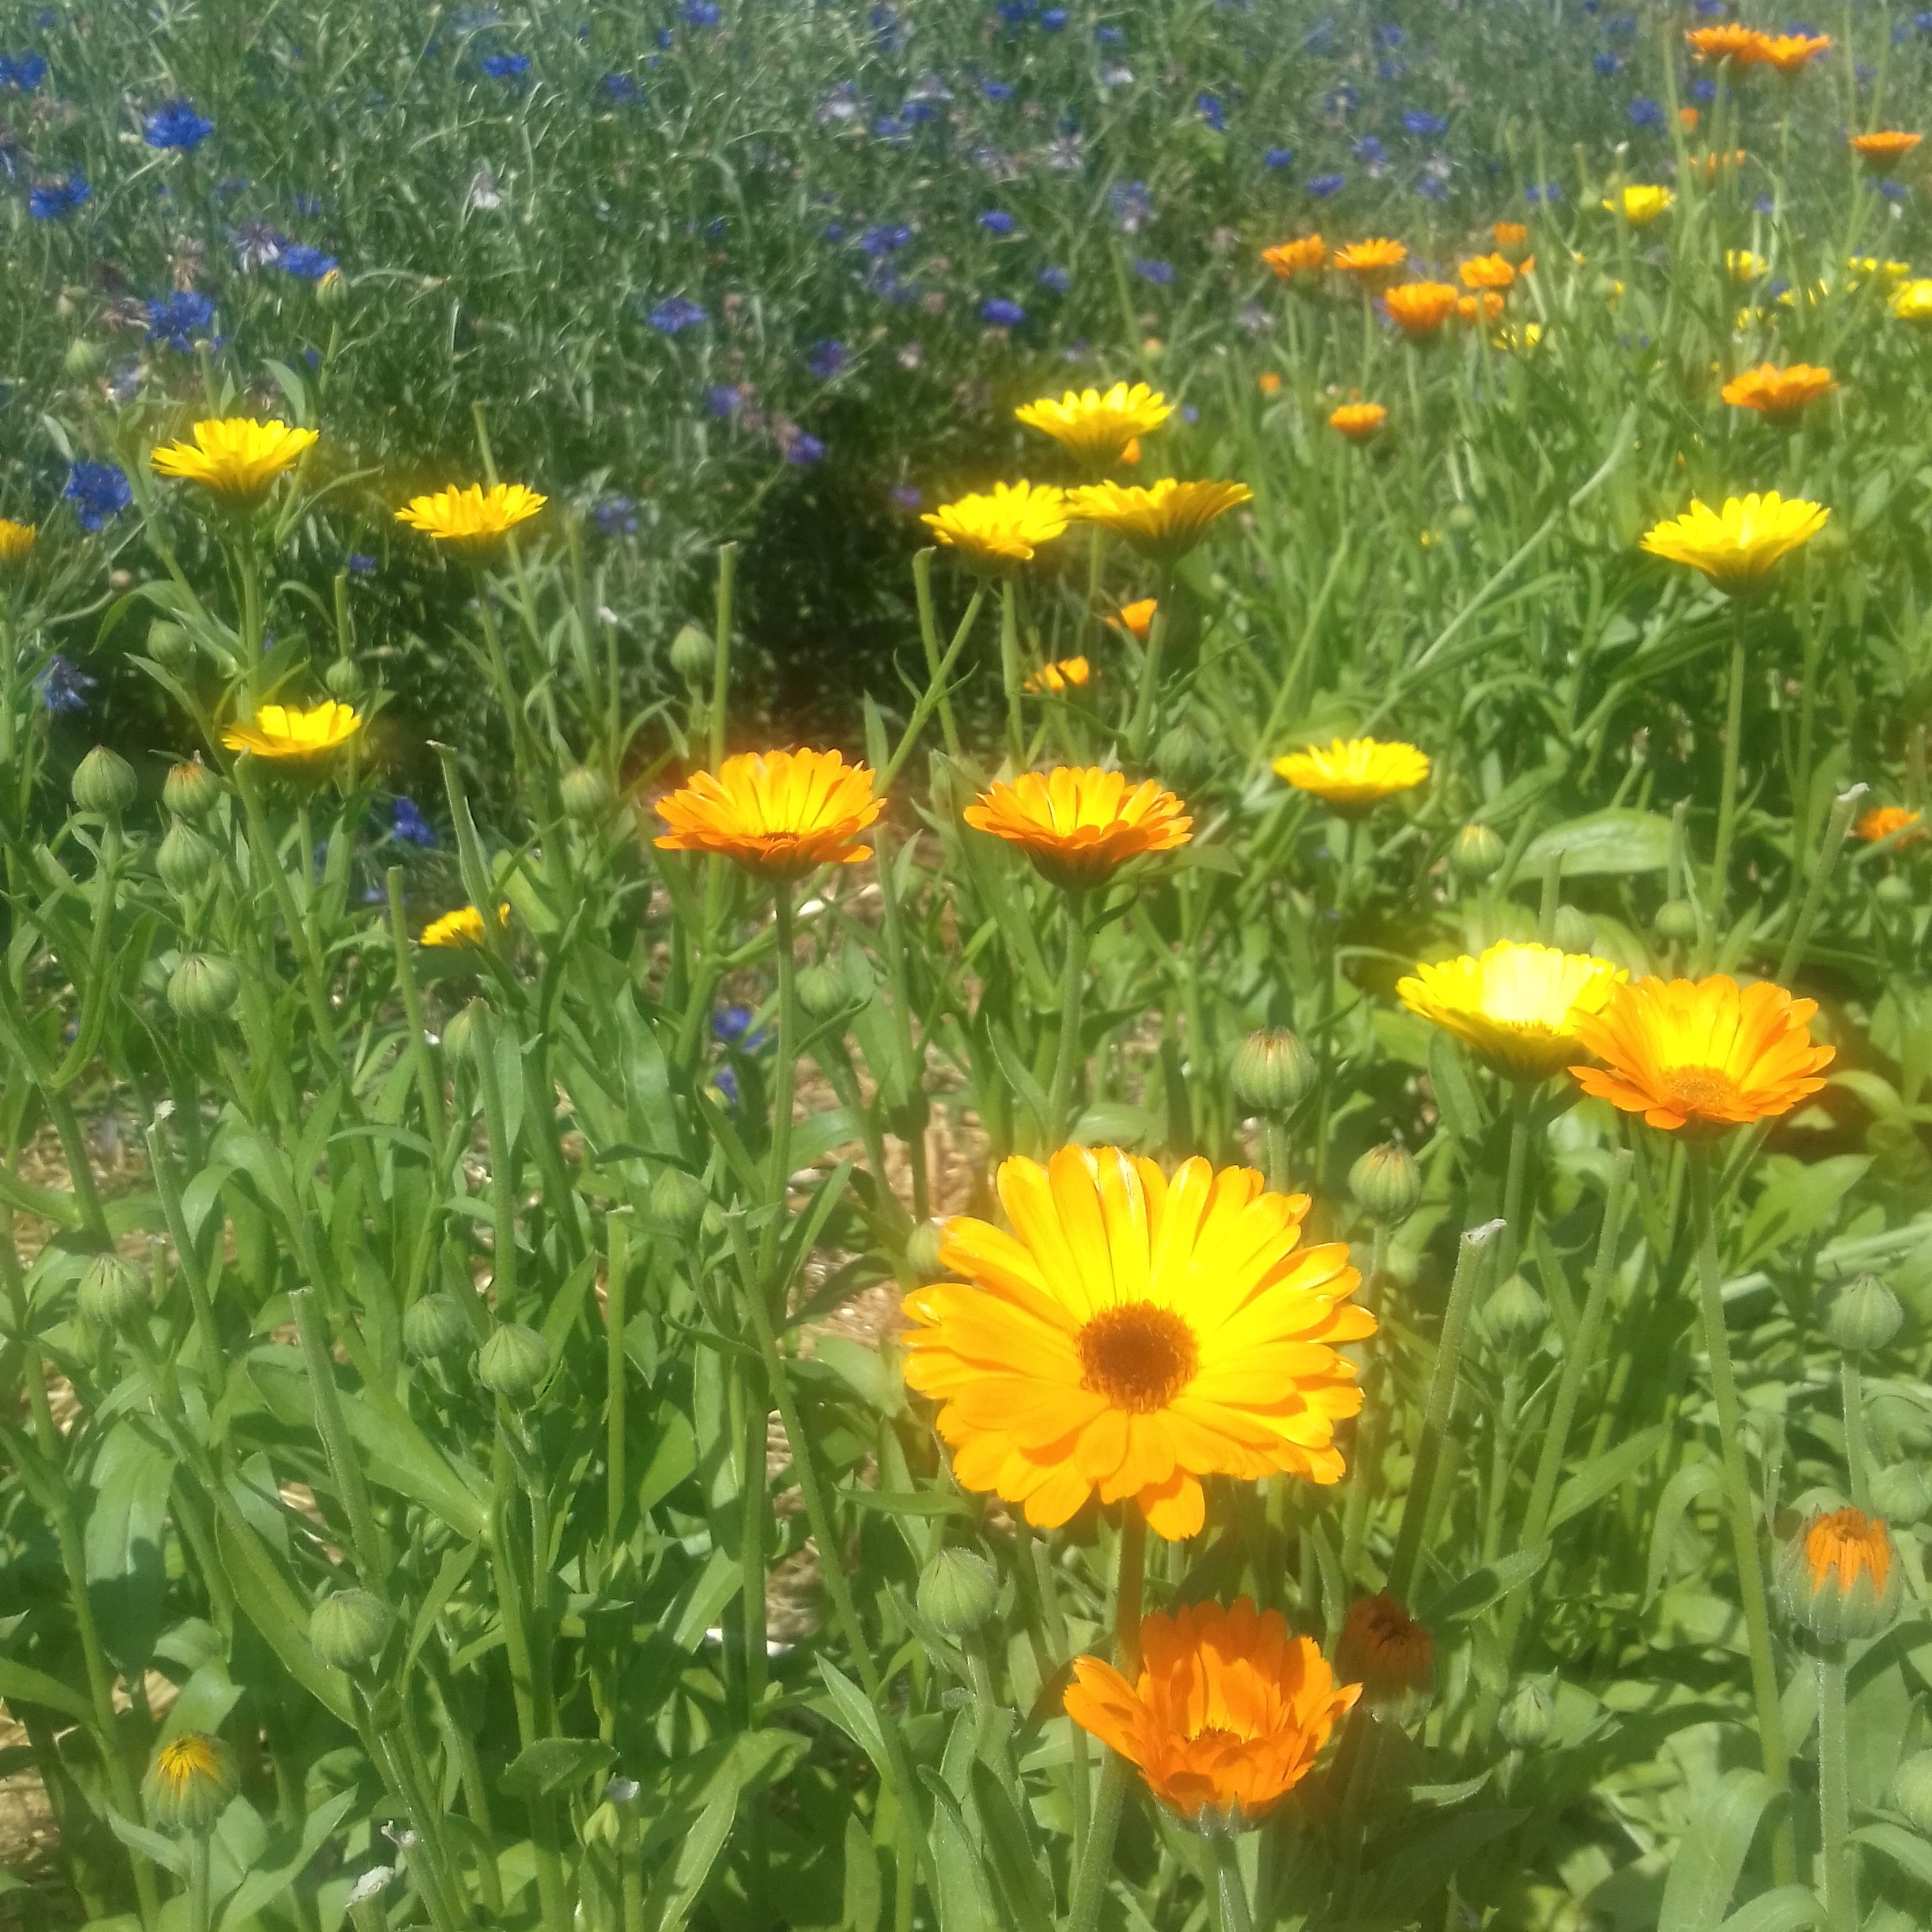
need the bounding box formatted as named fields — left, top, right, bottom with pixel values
left=916, top=1546, right=1000, bottom=1638
left=324, top=656, right=361, bottom=701
left=652, top=1164, right=709, bottom=1233
left=1450, top=822, right=1505, bottom=880
left=157, top=822, right=218, bottom=895
left=1349, top=1143, right=1420, bottom=1225
left=147, top=620, right=194, bottom=671
left=439, top=1004, right=478, bottom=1064
left=64, top=338, right=105, bottom=380
left=1483, top=1272, right=1549, bottom=1353
left=1153, top=718, right=1213, bottom=796
left=906, top=1219, right=947, bottom=1278
left=477, top=1322, right=550, bottom=1402
left=1824, top=1272, right=1903, bottom=1355
left=1336, top=1594, right=1434, bottom=1725
left=669, top=622, right=715, bottom=683
left=78, top=1252, right=149, bottom=1329
left=1654, top=898, right=1699, bottom=943
left=1779, top=1507, right=1902, bottom=1645
left=797, top=962, right=847, bottom=1019
left=162, top=755, right=221, bottom=819
left=316, top=267, right=349, bottom=309
left=1870, top=1461, right=1928, bottom=1527
left=1497, top=1676, right=1556, bottom=1750
left=1551, top=906, right=1596, bottom=955
left=1893, top=1750, right=1932, bottom=1834
left=71, top=745, right=138, bottom=816
left=167, top=953, right=240, bottom=1022
left=309, top=1589, right=394, bottom=1671
left=1875, top=873, right=1915, bottom=912
left=403, top=1291, right=472, bottom=1360
left=560, top=765, right=614, bottom=822
left=144, top=1732, right=237, bottom=1836
left=1231, top=1028, right=1316, bottom=1115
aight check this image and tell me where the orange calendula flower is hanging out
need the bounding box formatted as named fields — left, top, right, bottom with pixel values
left=654, top=749, right=882, bottom=877
left=419, top=904, right=509, bottom=947
left=1492, top=221, right=1529, bottom=252
left=1261, top=235, right=1327, bottom=278
left=1333, top=237, right=1408, bottom=279
left=902, top=1145, right=1373, bottom=1538
left=1023, top=656, right=1091, bottom=695
left=1110, top=597, right=1158, bottom=641
left=1458, top=291, right=1506, bottom=324
left=1779, top=1508, right=1902, bottom=1643
left=1383, top=282, right=1461, bottom=338
left=1855, top=805, right=1926, bottom=845
left=1329, top=402, right=1388, bottom=440
left=1064, top=1598, right=1360, bottom=1824
left=1851, top=130, right=1923, bottom=171
left=1273, top=736, right=1429, bottom=812
left=1641, top=492, right=1828, bottom=592
left=0, top=518, right=36, bottom=566
left=1459, top=253, right=1516, bottom=291
left=1679, top=106, right=1702, bottom=130
left=1756, top=31, right=1832, bottom=74
left=964, top=766, right=1191, bottom=885
left=1257, top=371, right=1284, bottom=397
left=396, top=482, right=546, bottom=544
left=151, top=418, right=319, bottom=502
left=921, top=481, right=1068, bottom=570
left=1336, top=1594, right=1435, bottom=1723
left=1686, top=23, right=1768, bottom=62
left=1722, top=363, right=1837, bottom=419
left=221, top=701, right=364, bottom=758
left=1399, top=941, right=1626, bottom=1083
left=1570, top=974, right=1835, bottom=1132
left=1013, top=383, right=1174, bottom=469
left=1064, top=478, right=1253, bottom=563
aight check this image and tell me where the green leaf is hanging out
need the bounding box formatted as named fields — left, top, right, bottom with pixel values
left=1427, top=1031, right=1487, bottom=1144
left=1658, top=1768, right=1776, bottom=1932
left=1714, top=1888, right=1824, bottom=1932
left=1548, top=1423, right=1669, bottom=1533
left=213, top=1507, right=354, bottom=1723
left=921, top=1769, right=996, bottom=1932
left=0, top=1658, right=95, bottom=1726
left=500, top=1737, right=616, bottom=1799
left=85, top=1424, right=176, bottom=1672
left=157, top=1660, right=243, bottom=1749
left=1352, top=1808, right=1524, bottom=1924
left=1522, top=807, right=1672, bottom=876
left=815, top=1334, right=905, bottom=1418
left=637, top=1408, right=698, bottom=1518
left=1733, top=1156, right=1872, bottom=1273
left=817, top=1658, right=891, bottom=1781
left=216, top=1790, right=357, bottom=1931
left=970, top=1760, right=1056, bottom=1932
left=104, top=1807, right=188, bottom=1878
left=645, top=1777, right=736, bottom=1932
left=841, top=1813, right=883, bottom=1932
left=837, top=1488, right=974, bottom=1518
left=1418, top=1546, right=1548, bottom=1624
left=336, top=1380, right=489, bottom=1542
left=404, top=1544, right=480, bottom=1679
left=1852, top=1820, right=1932, bottom=1892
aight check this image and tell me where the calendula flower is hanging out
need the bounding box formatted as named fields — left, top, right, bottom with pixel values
left=1398, top=941, right=1626, bottom=1083
left=1024, top=656, right=1091, bottom=694
left=1640, top=492, right=1828, bottom=592
left=1891, top=279, right=1932, bottom=323
left=1722, top=364, right=1836, bottom=419
left=1756, top=31, right=1831, bottom=74
left=921, top=481, right=1068, bottom=570
left=1606, top=185, right=1674, bottom=225
left=1261, top=235, right=1327, bottom=278
left=396, top=482, right=546, bottom=545
left=1779, top=1508, right=1901, bottom=1643
left=1110, top=597, right=1158, bottom=641
left=1064, top=1598, right=1359, bottom=1824
left=902, top=1144, right=1372, bottom=1537
left=150, top=417, right=319, bottom=502
left=1847, top=256, right=1913, bottom=285
left=1458, top=253, right=1515, bottom=290
left=1336, top=1593, right=1435, bottom=1723
left=1014, top=382, right=1174, bottom=470
left=144, top=1732, right=237, bottom=1835
left=1329, top=402, right=1388, bottom=440
left=1257, top=371, right=1284, bottom=397
left=965, top=766, right=1190, bottom=884
left=1851, top=130, right=1922, bottom=171
left=653, top=748, right=883, bottom=876
left=1686, top=23, right=1768, bottom=62
left=1064, top=478, right=1253, bottom=563
left=1383, top=282, right=1461, bottom=339
left=419, top=904, right=509, bottom=947
left=1725, top=250, right=1768, bottom=282
left=221, top=701, right=364, bottom=758
left=1694, top=149, right=1749, bottom=177
left=1333, top=236, right=1408, bottom=280
left=1855, top=805, right=1925, bottom=845
left=1492, top=220, right=1530, bottom=253
left=1570, top=974, right=1836, bottom=1132
left=1458, top=291, right=1506, bottom=324
left=1273, top=736, right=1428, bottom=812
left=1493, top=321, right=1544, bottom=351
left=0, top=519, right=36, bottom=566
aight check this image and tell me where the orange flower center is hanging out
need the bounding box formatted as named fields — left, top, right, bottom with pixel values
left=1189, top=1723, right=1247, bottom=1749
left=1077, top=1302, right=1199, bottom=1412
left=1663, top=1065, right=1740, bottom=1114
left=1806, top=1507, right=1892, bottom=1594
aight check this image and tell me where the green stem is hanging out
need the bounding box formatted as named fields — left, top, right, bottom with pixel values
left=759, top=884, right=800, bottom=1278
left=1498, top=1083, right=1536, bottom=1280
left=1211, top=1832, right=1255, bottom=1932
left=1705, top=615, right=1749, bottom=962
left=1045, top=889, right=1089, bottom=1145
left=1841, top=1355, right=1871, bottom=1511
left=470, top=1003, right=520, bottom=1321
left=289, top=1288, right=391, bottom=1580
left=999, top=577, right=1025, bottom=770
left=385, top=868, right=450, bottom=1170
left=1820, top=1645, right=1854, bottom=1932
left=189, top=1833, right=212, bottom=1932
left=907, top=552, right=969, bottom=768
left=1126, top=571, right=1176, bottom=762
left=709, top=543, right=737, bottom=770
left=606, top=1213, right=631, bottom=1567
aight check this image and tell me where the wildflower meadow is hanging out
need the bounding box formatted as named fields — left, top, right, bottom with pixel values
left=6, top=3, right=1932, bottom=1931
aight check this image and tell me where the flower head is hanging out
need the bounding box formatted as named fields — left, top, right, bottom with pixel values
left=1329, top=402, right=1388, bottom=440
left=921, top=481, right=1068, bottom=571
left=1458, top=290, right=1507, bottom=323
left=396, top=482, right=546, bottom=546
left=1686, top=23, right=1768, bottom=62
left=144, top=1732, right=237, bottom=1835
left=419, top=904, right=509, bottom=947
left=1851, top=130, right=1922, bottom=171
left=1756, top=32, right=1831, bottom=74
left=147, top=291, right=217, bottom=353
left=1570, top=974, right=1835, bottom=1132
left=1383, top=282, right=1460, bottom=338
left=1458, top=253, right=1516, bottom=290
left=1014, top=383, right=1173, bottom=469
left=1064, top=1598, right=1359, bottom=1823
left=1023, top=656, right=1091, bottom=694
left=1335, top=1594, right=1435, bottom=1722
left=1110, top=598, right=1158, bottom=641
left=1855, top=805, right=1925, bottom=845
left=1891, top=279, right=1932, bottom=324
left=1492, top=220, right=1530, bottom=252
left=1640, top=492, right=1828, bottom=592
left=221, top=701, right=364, bottom=759
left=1065, top=478, right=1253, bottom=563
left=653, top=749, right=882, bottom=877
left=0, top=519, right=36, bottom=567
left=1607, top=185, right=1674, bottom=225
left=1721, top=364, right=1836, bottom=420
left=151, top=418, right=319, bottom=502
left=902, top=1145, right=1372, bottom=1537
left=1398, top=941, right=1626, bottom=1083
left=1779, top=1507, right=1901, bottom=1643
left=145, top=99, right=215, bottom=149
left=1333, top=237, right=1408, bottom=279
left=1261, top=236, right=1326, bottom=278
left=965, top=766, right=1191, bottom=885
left=1273, top=736, right=1427, bottom=812
left=1726, top=249, right=1768, bottom=282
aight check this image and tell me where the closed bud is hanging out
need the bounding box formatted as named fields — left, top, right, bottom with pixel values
left=1825, top=1273, right=1903, bottom=1355
left=476, top=1322, right=550, bottom=1403
left=560, top=765, right=614, bottom=822
left=1892, top=1750, right=1932, bottom=1834
left=1779, top=1507, right=1902, bottom=1644
left=323, top=656, right=361, bottom=701
left=1451, top=822, right=1505, bottom=880
left=906, top=1219, right=947, bottom=1278
left=309, top=1589, right=393, bottom=1671
left=1337, top=1594, right=1434, bottom=1724
left=916, top=1546, right=1000, bottom=1638
left=1349, top=1143, right=1420, bottom=1225
left=78, top=1252, right=149, bottom=1329
left=1497, top=1676, right=1556, bottom=1749
left=1870, top=1461, right=1929, bottom=1527
left=72, top=745, right=138, bottom=816
left=1875, top=873, right=1914, bottom=911
left=147, top=620, right=194, bottom=671
left=157, top=822, right=217, bottom=895
left=168, top=954, right=240, bottom=1022
left=1484, top=1272, right=1549, bottom=1352
left=162, top=754, right=221, bottom=819
left=144, top=1733, right=237, bottom=1836
left=651, top=1165, right=709, bottom=1233
left=403, top=1291, right=471, bottom=1360
left=1153, top=718, right=1213, bottom=796
left=1551, top=906, right=1596, bottom=955
left=64, top=338, right=105, bottom=380
left=1231, top=1028, right=1316, bottom=1115
left=1654, top=898, right=1699, bottom=943
left=669, top=622, right=715, bottom=683
left=797, top=962, right=847, bottom=1019
left=316, top=267, right=349, bottom=309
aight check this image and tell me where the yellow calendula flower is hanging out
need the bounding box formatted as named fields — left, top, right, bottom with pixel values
left=1261, top=235, right=1327, bottom=279
left=1606, top=186, right=1674, bottom=225
left=964, top=766, right=1191, bottom=886
left=1891, top=278, right=1932, bottom=323
left=1397, top=940, right=1626, bottom=1083
left=144, top=1731, right=237, bottom=1835
left=1333, top=237, right=1408, bottom=279
left=1272, top=736, right=1429, bottom=812
left=1640, top=492, right=1828, bottom=592
left=150, top=418, right=319, bottom=502
left=1756, top=31, right=1831, bottom=74
left=1847, top=256, right=1913, bottom=285
left=396, top=482, right=547, bottom=545
left=1725, top=250, right=1768, bottom=282
left=1458, top=253, right=1516, bottom=290
left=1064, top=478, right=1253, bottom=564
left=1023, top=656, right=1091, bottom=694
left=0, top=519, right=36, bottom=566
left=653, top=748, right=883, bottom=877
left=1013, top=382, right=1174, bottom=469
left=419, top=904, right=509, bottom=947
left=921, top=481, right=1068, bottom=571
left=221, top=701, right=364, bottom=758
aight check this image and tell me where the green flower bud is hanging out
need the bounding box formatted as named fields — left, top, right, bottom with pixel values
left=157, top=822, right=217, bottom=895
left=1349, top=1143, right=1421, bottom=1225
left=1870, top=1461, right=1929, bottom=1528
left=669, top=622, right=715, bottom=683
left=1231, top=1028, right=1316, bottom=1115
left=652, top=1165, right=709, bottom=1233
left=906, top=1219, right=947, bottom=1278
left=797, top=962, right=847, bottom=1019
left=1450, top=823, right=1506, bottom=881
left=1497, top=1677, right=1556, bottom=1750
left=1892, top=1750, right=1932, bottom=1834
left=1824, top=1273, right=1904, bottom=1355
left=71, top=745, right=138, bottom=816
left=1483, top=1272, right=1549, bottom=1353
left=439, top=1005, right=477, bottom=1064
left=64, top=338, right=105, bottom=380
left=1778, top=1508, right=1902, bottom=1645
left=162, top=755, right=221, bottom=819
left=916, top=1546, right=1000, bottom=1639
left=560, top=765, right=614, bottom=822
left=323, top=656, right=361, bottom=701
left=144, top=1732, right=237, bottom=1836
left=476, top=1322, right=550, bottom=1403
left=403, top=1291, right=472, bottom=1360
left=167, top=954, right=240, bottom=1022
left=315, top=267, right=349, bottom=310
left=1551, top=906, right=1596, bottom=955
left=147, top=621, right=194, bottom=671
left=308, top=1589, right=394, bottom=1672
left=1654, top=898, right=1699, bottom=944
left=1153, top=718, right=1213, bottom=796
left=78, top=1252, right=149, bottom=1329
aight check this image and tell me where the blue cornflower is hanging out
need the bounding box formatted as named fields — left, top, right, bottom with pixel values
left=293, top=191, right=326, bottom=216
left=1378, top=24, right=1405, bottom=46
left=1110, top=180, right=1154, bottom=232
left=1691, top=78, right=1717, bottom=103
left=1628, top=96, right=1665, bottom=128
left=1880, top=180, right=1909, bottom=202
left=1414, top=173, right=1448, bottom=202
left=480, top=51, right=529, bottom=79
left=1402, top=110, right=1446, bottom=137
left=594, top=496, right=639, bottom=536
left=36, top=656, right=94, bottom=713
left=1134, top=258, right=1174, bottom=285
left=981, top=78, right=1015, bottom=100
left=1, top=52, right=48, bottom=89
left=1856, top=60, right=1877, bottom=85
left=1308, top=172, right=1346, bottom=197
left=706, top=384, right=741, bottom=416
left=1354, top=134, right=1386, bottom=165
left=1263, top=145, right=1294, bottom=169
left=1197, top=92, right=1225, bottom=131
left=277, top=244, right=338, bottom=278
left=603, top=72, right=638, bottom=101
left=682, top=1, right=720, bottom=24
left=807, top=338, right=847, bottom=378
left=1593, top=51, right=1620, bottom=76
left=980, top=210, right=1016, bottom=235
left=145, top=99, right=214, bottom=149
left=348, top=552, right=377, bottom=575
left=1037, top=264, right=1071, bottom=292
left=63, top=462, right=131, bottom=532
left=146, top=289, right=217, bottom=351
left=713, top=1004, right=768, bottom=1049
left=860, top=222, right=912, bottom=255
left=872, top=113, right=910, bottom=142
left=713, top=1065, right=740, bottom=1107
left=1042, top=7, right=1068, bottom=27
left=890, top=483, right=922, bottom=510
left=647, top=294, right=707, bottom=333
left=1095, top=25, right=1125, bottom=43
left=391, top=798, right=437, bottom=849
left=1525, top=182, right=1563, bottom=203
left=1918, top=9, right=1932, bottom=30
left=998, top=0, right=1034, bottom=19
left=785, top=431, right=826, bottom=465
left=28, top=175, right=89, bottom=219
left=981, top=296, right=1026, bottom=326
left=1179, top=405, right=1198, bottom=424
left=1378, top=59, right=1406, bottom=80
